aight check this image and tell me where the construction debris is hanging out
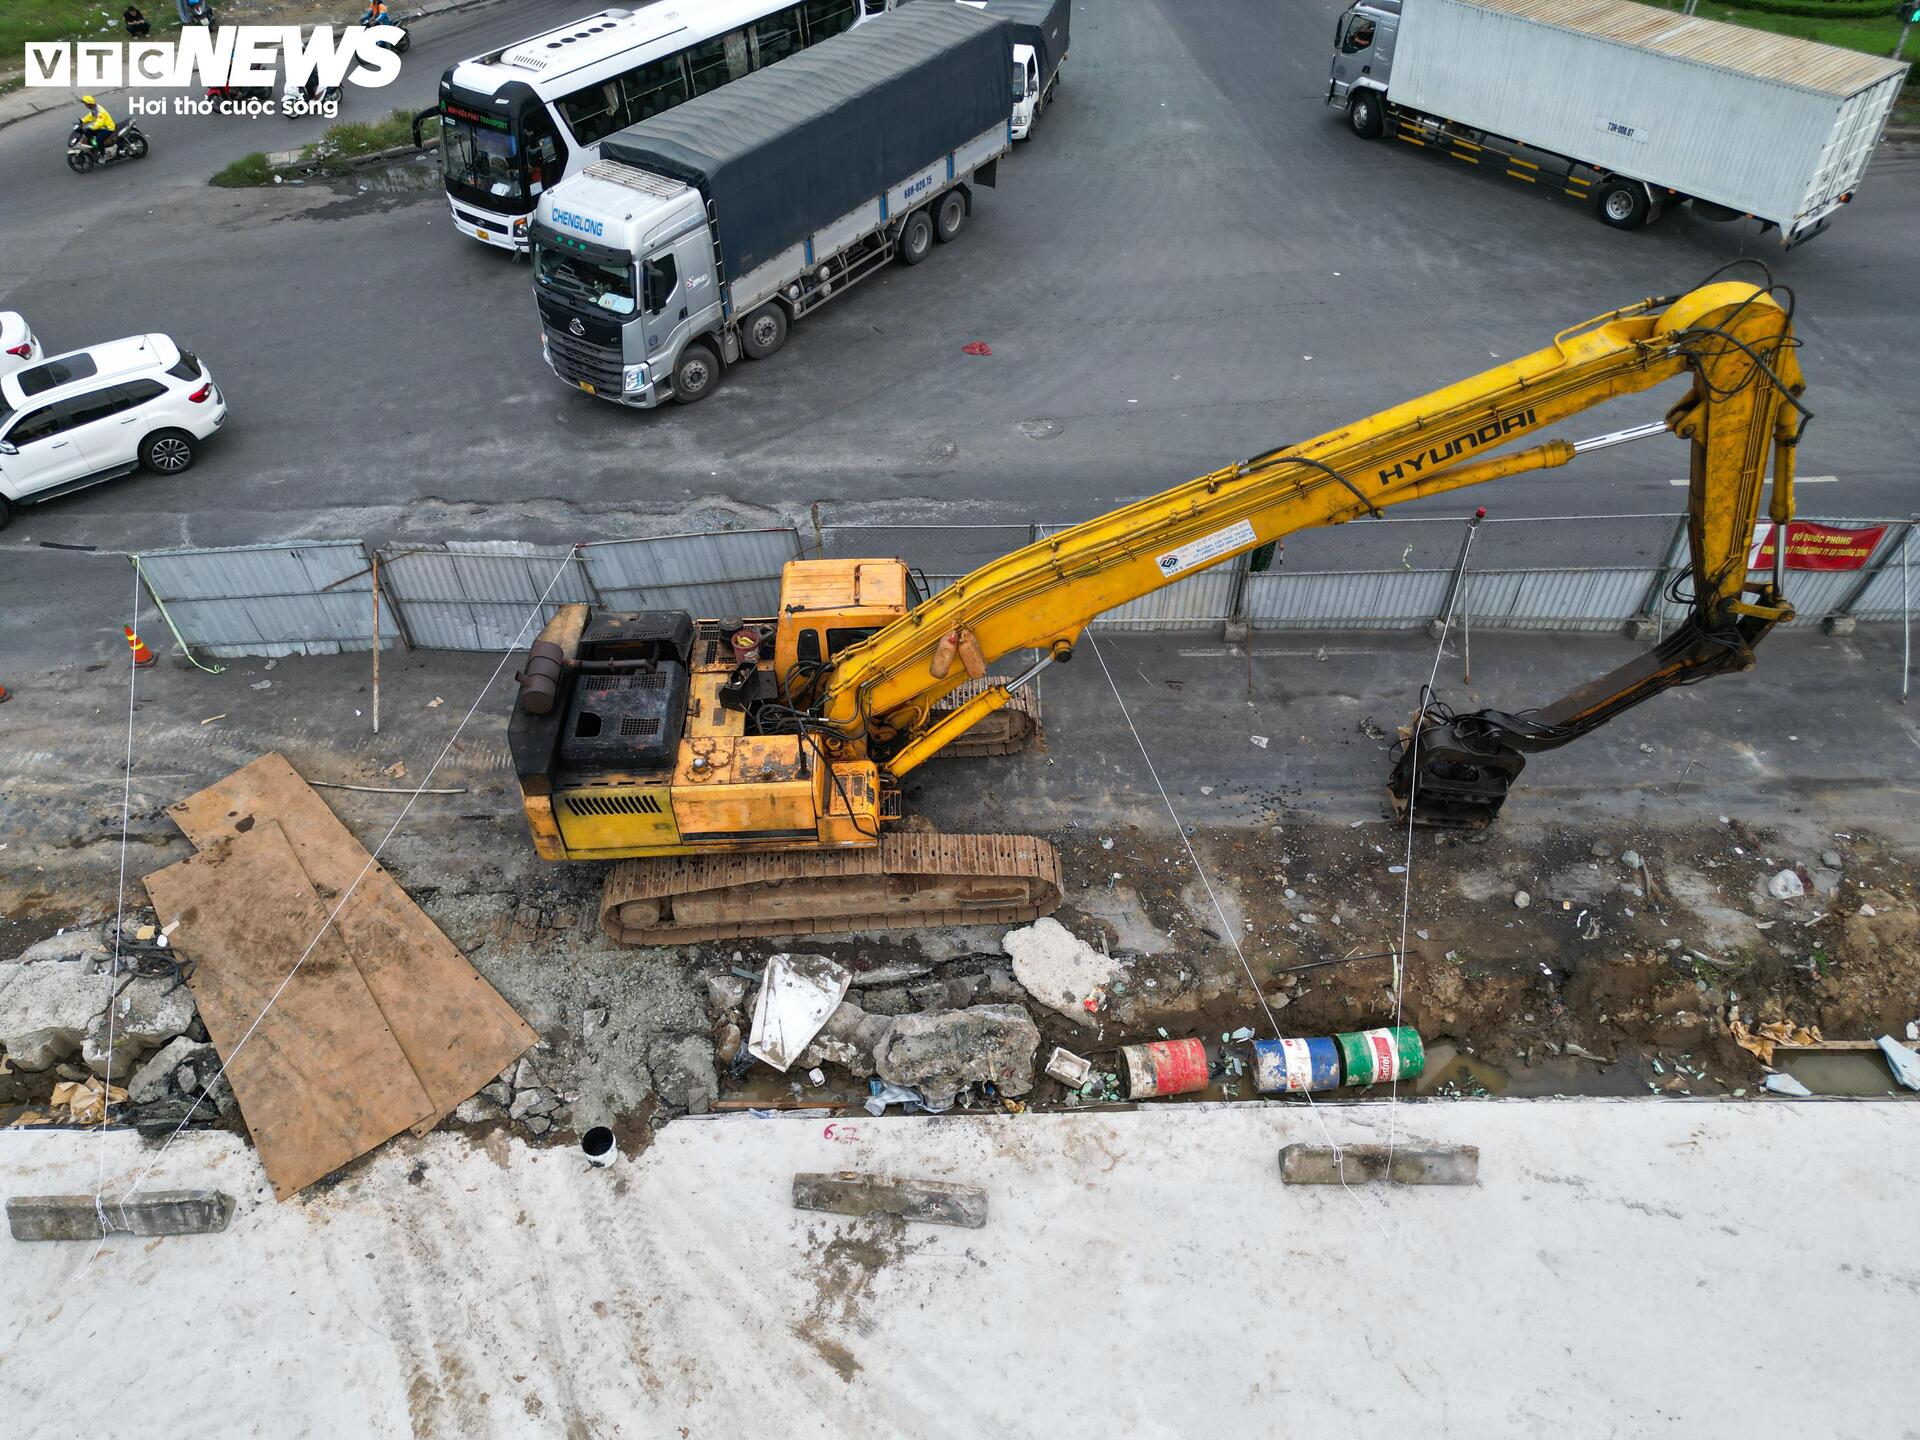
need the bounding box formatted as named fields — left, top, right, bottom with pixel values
left=8, top=1190, right=235, bottom=1242
left=142, top=755, right=536, bottom=1198
left=748, top=953, right=851, bottom=1072
left=791, top=1171, right=988, bottom=1228
left=1044, top=1045, right=1093, bottom=1088
left=1001, top=917, right=1121, bottom=1029
left=1877, top=1036, right=1920, bottom=1091
left=874, top=1004, right=1040, bottom=1111
left=1279, top=1143, right=1479, bottom=1186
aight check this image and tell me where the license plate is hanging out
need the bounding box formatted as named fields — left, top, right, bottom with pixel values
left=476, top=227, right=490, bottom=240
left=579, top=381, right=595, bottom=395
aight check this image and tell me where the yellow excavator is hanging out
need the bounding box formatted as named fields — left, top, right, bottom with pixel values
left=510, top=276, right=1806, bottom=944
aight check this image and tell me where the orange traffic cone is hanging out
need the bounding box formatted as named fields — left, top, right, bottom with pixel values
left=124, top=625, right=157, bottom=668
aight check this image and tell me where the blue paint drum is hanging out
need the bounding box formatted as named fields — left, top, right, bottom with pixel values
left=1251, top=1036, right=1341, bottom=1094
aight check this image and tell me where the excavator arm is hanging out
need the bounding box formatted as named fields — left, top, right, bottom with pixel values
left=814, top=278, right=1806, bottom=819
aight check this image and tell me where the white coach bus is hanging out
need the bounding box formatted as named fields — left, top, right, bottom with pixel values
left=428, top=0, right=898, bottom=252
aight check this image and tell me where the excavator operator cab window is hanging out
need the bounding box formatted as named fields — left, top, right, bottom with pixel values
left=827, top=626, right=880, bottom=656
left=1341, top=15, right=1375, bottom=53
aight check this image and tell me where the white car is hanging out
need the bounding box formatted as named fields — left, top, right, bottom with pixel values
left=0, top=312, right=40, bottom=378
left=0, top=334, right=226, bottom=529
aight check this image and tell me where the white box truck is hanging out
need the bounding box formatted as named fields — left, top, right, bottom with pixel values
left=954, top=0, right=1071, bottom=138
left=1327, top=0, right=1909, bottom=245
left=530, top=3, right=1012, bottom=408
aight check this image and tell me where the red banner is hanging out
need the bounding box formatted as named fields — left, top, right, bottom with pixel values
left=1747, top=521, right=1886, bottom=572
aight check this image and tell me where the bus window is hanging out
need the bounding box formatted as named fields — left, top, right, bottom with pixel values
left=751, top=7, right=802, bottom=67
left=800, top=0, right=856, bottom=43
left=620, top=55, right=688, bottom=122
left=687, top=31, right=750, bottom=95
left=557, top=81, right=625, bottom=146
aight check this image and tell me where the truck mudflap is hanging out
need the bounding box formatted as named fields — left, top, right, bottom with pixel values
left=974, top=157, right=999, bottom=189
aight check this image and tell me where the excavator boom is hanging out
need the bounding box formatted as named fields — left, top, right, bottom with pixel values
left=818, top=279, right=1804, bottom=824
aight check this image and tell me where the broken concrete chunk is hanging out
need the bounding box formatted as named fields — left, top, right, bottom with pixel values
left=0, top=958, right=102, bottom=1070
left=859, top=987, right=913, bottom=1017
left=481, top=1080, right=513, bottom=1107
left=747, top=953, right=850, bottom=1072
left=792, top=1171, right=987, bottom=1229
left=705, top=974, right=747, bottom=1016
left=875, top=1004, right=1040, bottom=1111
left=1821, top=849, right=1843, bottom=869
left=1619, top=850, right=1643, bottom=870
left=125, top=1037, right=214, bottom=1105
left=8, top=1190, right=235, bottom=1242
left=1001, top=917, right=1120, bottom=1029
left=508, top=1088, right=559, bottom=1120
left=452, top=1097, right=490, bottom=1125
left=649, top=1034, right=719, bottom=1116
left=82, top=976, right=198, bottom=1079
left=521, top=1115, right=552, bottom=1135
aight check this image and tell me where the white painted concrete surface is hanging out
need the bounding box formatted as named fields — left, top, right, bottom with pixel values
left=3, top=1100, right=1914, bottom=1436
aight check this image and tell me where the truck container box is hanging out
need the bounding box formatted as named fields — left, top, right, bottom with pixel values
left=599, top=3, right=1012, bottom=285
left=1387, top=0, right=1908, bottom=237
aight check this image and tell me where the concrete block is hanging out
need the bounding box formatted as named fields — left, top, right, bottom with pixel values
left=1221, top=618, right=1250, bottom=644
left=1278, top=1143, right=1478, bottom=1186
left=1622, top=616, right=1660, bottom=642
left=1822, top=614, right=1856, bottom=637
left=792, top=1171, right=987, bottom=1228
left=8, top=1190, right=235, bottom=1242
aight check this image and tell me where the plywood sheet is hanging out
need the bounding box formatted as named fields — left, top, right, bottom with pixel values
left=167, top=753, right=537, bottom=1132
left=144, top=823, right=435, bottom=1200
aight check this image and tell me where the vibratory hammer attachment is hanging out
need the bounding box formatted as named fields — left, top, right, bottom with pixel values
left=1386, top=714, right=1527, bottom=828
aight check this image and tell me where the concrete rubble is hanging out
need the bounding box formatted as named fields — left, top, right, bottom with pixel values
left=873, top=1004, right=1042, bottom=1111
left=1001, top=917, right=1122, bottom=1028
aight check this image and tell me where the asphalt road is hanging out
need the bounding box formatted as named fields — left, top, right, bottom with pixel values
left=1, top=0, right=1917, bottom=662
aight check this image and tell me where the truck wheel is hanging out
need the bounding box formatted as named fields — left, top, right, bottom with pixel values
left=1594, top=179, right=1650, bottom=230
left=671, top=342, right=721, bottom=405
left=1348, top=91, right=1384, bottom=139
left=899, top=209, right=934, bottom=266
left=741, top=304, right=789, bottom=360
left=933, top=191, right=966, bottom=244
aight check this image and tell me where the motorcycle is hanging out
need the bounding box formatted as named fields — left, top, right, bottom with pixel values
left=360, top=7, right=410, bottom=53
left=207, top=81, right=273, bottom=107
left=184, top=0, right=217, bottom=34
left=67, top=120, right=149, bottom=174
left=283, top=74, right=344, bottom=114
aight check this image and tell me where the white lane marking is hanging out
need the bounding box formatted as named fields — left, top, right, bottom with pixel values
left=1668, top=475, right=1838, bottom=485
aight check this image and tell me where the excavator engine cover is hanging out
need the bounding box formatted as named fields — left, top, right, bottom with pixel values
left=558, top=666, right=689, bottom=769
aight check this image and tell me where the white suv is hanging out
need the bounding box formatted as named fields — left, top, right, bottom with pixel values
left=0, top=312, right=40, bottom=378
left=0, top=334, right=227, bottom=530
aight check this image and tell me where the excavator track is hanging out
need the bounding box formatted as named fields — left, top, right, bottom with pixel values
left=598, top=832, right=1062, bottom=946
left=926, top=674, right=1044, bottom=758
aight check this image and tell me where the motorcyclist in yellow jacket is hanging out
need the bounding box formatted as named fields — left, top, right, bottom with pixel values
left=80, top=96, right=116, bottom=154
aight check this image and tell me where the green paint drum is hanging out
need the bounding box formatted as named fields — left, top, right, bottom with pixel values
left=1335, top=1027, right=1425, bottom=1087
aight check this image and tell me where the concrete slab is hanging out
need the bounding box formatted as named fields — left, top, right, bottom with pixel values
left=6, top=1189, right=234, bottom=1241
left=2, top=1101, right=1913, bottom=1432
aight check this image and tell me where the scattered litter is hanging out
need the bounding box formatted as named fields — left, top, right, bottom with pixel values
left=1513, top=890, right=1531, bottom=909
left=50, top=1076, right=125, bottom=1124
left=1388, top=864, right=1406, bottom=875
left=249, top=681, right=271, bottom=691
left=1732, top=1018, right=1822, bottom=1066
left=961, top=340, right=991, bottom=356
left=1199, top=785, right=1214, bottom=796
left=200, top=714, right=225, bottom=725
left=381, top=760, right=407, bottom=780
left=1228, top=1026, right=1255, bottom=1043
left=1638, top=743, right=1655, bottom=754
left=807, top=1067, right=826, bottom=1087
left=1249, top=735, right=1269, bottom=748
left=426, top=696, right=443, bottom=708
left=1044, top=1046, right=1093, bottom=1088
left=1907, top=1022, right=1919, bottom=1042
left=1620, top=849, right=1642, bottom=869
left=863, top=1079, right=928, bottom=1116
left=1860, top=904, right=1877, bottom=917
left=1766, top=869, right=1804, bottom=900
left=1877, top=1037, right=1920, bottom=1091
left=747, top=953, right=851, bottom=1073
left=1100, top=837, right=1113, bottom=850
left=1761, top=1073, right=1813, bottom=1098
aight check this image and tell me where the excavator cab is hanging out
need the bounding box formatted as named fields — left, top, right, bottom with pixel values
left=772, top=558, right=917, bottom=701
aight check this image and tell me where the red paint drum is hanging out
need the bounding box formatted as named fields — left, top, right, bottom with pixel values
left=1120, top=1038, right=1210, bottom=1099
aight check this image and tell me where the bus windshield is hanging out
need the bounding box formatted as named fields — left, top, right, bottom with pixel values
left=533, top=244, right=636, bottom=316
left=441, top=108, right=524, bottom=203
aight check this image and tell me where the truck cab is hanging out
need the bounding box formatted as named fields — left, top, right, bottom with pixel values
left=531, top=161, right=723, bottom=408
left=1010, top=43, right=1042, bottom=138
left=1327, top=0, right=1398, bottom=110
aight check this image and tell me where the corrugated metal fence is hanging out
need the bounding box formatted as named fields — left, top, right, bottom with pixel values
left=135, top=514, right=1915, bottom=658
